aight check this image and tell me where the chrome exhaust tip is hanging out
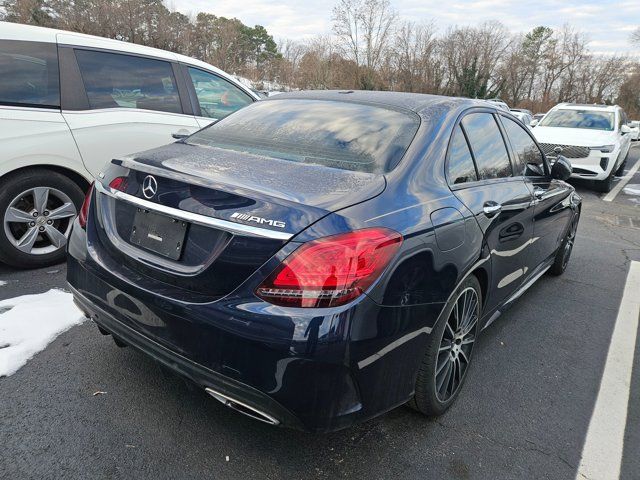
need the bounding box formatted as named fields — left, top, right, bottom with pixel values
left=205, top=387, right=280, bottom=426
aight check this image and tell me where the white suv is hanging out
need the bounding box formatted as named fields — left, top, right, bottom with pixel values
left=532, top=103, right=632, bottom=193
left=0, top=22, right=260, bottom=268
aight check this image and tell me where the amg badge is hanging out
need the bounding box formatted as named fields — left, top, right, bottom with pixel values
left=231, top=212, right=286, bottom=229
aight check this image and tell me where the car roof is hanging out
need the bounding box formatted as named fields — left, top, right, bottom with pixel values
left=1, top=21, right=176, bottom=59
left=265, top=90, right=491, bottom=116
left=0, top=21, right=256, bottom=97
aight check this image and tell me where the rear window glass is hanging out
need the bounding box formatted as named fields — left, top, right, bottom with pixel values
left=0, top=40, right=60, bottom=108
left=186, top=99, right=420, bottom=173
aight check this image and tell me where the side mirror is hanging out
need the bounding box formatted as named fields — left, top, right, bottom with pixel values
left=530, top=119, right=539, bottom=127
left=621, top=124, right=632, bottom=134
left=550, top=156, right=572, bottom=181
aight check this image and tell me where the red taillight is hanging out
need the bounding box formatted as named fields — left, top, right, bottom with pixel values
left=108, top=176, right=128, bottom=191
left=78, top=182, right=94, bottom=229
left=256, top=228, right=403, bottom=308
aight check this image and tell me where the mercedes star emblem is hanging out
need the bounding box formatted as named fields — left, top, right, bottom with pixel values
left=142, top=175, right=158, bottom=199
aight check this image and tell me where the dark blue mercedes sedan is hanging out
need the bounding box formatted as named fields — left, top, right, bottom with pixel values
left=67, top=91, right=581, bottom=432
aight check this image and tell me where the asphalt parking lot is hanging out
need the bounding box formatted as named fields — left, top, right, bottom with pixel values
left=1, top=146, right=639, bottom=480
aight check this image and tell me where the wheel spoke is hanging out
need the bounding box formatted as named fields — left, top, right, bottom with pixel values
left=453, top=301, right=460, bottom=331
left=447, top=359, right=457, bottom=395
left=462, top=315, right=478, bottom=336
left=445, top=321, right=455, bottom=340
left=44, top=225, right=67, bottom=248
left=438, top=341, right=452, bottom=353
left=16, top=227, right=38, bottom=253
left=461, top=335, right=475, bottom=346
left=460, top=299, right=474, bottom=331
left=467, top=297, right=478, bottom=321
left=461, top=292, right=469, bottom=327
left=437, top=359, right=453, bottom=394
left=5, top=207, right=33, bottom=223
left=33, top=187, right=50, bottom=214
left=455, top=357, right=463, bottom=384
left=436, top=355, right=450, bottom=375
left=47, top=202, right=76, bottom=220
left=459, top=349, right=470, bottom=364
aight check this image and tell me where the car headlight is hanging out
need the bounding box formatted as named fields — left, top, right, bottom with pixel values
left=589, top=145, right=615, bottom=153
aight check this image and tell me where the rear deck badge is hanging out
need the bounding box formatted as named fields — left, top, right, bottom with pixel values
left=231, top=212, right=286, bottom=229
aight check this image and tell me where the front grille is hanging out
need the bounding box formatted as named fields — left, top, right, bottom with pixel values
left=539, top=143, right=590, bottom=159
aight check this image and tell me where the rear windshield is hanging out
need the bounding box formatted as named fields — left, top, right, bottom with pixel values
left=539, top=109, right=614, bottom=131
left=186, top=99, right=420, bottom=173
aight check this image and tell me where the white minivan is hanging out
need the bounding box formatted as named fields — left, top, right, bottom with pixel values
left=0, top=22, right=260, bottom=268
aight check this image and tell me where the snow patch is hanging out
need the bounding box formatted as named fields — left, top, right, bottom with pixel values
left=0, top=289, right=85, bottom=377
left=623, top=184, right=640, bottom=196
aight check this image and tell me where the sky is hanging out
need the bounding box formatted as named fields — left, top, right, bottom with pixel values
left=169, top=0, right=639, bottom=55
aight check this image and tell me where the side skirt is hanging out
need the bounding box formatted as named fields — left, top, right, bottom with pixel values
left=481, top=258, right=553, bottom=331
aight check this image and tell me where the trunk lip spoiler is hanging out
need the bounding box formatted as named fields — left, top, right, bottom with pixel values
left=94, top=181, right=293, bottom=241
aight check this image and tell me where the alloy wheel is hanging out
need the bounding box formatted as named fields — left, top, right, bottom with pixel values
left=435, top=287, right=479, bottom=403
left=561, top=214, right=579, bottom=270
left=3, top=187, right=77, bottom=255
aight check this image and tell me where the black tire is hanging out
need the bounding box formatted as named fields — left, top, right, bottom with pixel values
left=615, top=147, right=630, bottom=177
left=409, top=275, right=482, bottom=416
left=0, top=169, right=85, bottom=269
left=549, top=210, right=580, bottom=276
left=595, top=172, right=614, bottom=193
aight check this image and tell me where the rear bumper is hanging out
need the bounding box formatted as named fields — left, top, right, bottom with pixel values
left=70, top=283, right=305, bottom=430
left=67, top=222, right=442, bottom=432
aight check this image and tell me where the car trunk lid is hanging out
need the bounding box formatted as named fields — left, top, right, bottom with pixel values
left=91, top=142, right=385, bottom=300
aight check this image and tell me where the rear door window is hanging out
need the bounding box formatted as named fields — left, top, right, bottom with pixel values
left=447, top=125, right=478, bottom=184
left=0, top=40, right=60, bottom=108
left=187, top=68, right=253, bottom=120
left=75, top=50, right=181, bottom=113
left=462, top=113, right=512, bottom=179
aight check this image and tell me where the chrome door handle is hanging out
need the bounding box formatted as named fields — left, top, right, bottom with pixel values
left=483, top=202, right=502, bottom=217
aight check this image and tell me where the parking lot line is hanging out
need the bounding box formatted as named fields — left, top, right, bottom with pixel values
left=603, top=154, right=640, bottom=202
left=576, top=261, right=640, bottom=480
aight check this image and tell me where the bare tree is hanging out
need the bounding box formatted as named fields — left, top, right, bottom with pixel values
left=391, top=21, right=442, bottom=93
left=332, top=0, right=396, bottom=88
left=440, top=22, right=509, bottom=98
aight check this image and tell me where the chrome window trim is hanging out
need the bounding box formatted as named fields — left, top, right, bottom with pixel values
left=94, top=181, right=293, bottom=241
left=61, top=107, right=189, bottom=118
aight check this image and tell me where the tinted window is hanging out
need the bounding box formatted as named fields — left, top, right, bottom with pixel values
left=0, top=40, right=59, bottom=108
left=188, top=68, right=253, bottom=119
left=447, top=126, right=477, bottom=184
left=187, top=99, right=420, bottom=173
left=502, top=116, right=545, bottom=176
left=75, top=50, right=181, bottom=113
left=462, top=113, right=512, bottom=179
left=539, top=109, right=614, bottom=131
